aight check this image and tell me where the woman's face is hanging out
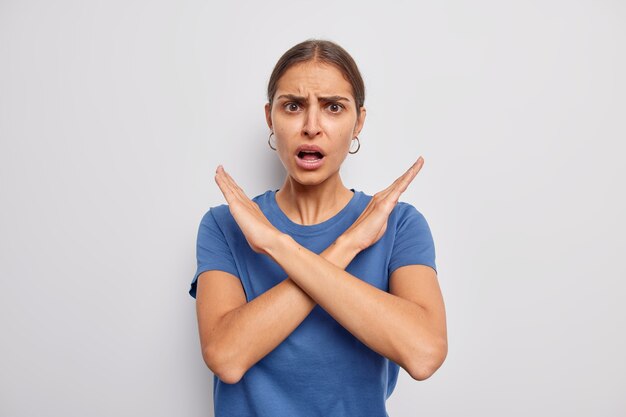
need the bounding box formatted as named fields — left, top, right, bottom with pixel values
left=265, top=61, right=366, bottom=187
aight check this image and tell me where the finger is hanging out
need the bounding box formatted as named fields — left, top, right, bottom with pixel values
left=379, top=157, right=423, bottom=198
left=392, top=158, right=423, bottom=197
left=377, top=157, right=424, bottom=204
left=216, top=165, right=242, bottom=197
left=221, top=168, right=253, bottom=204
left=411, top=156, right=424, bottom=175
left=214, top=166, right=238, bottom=202
left=397, top=157, right=423, bottom=186
left=215, top=165, right=246, bottom=206
left=218, top=167, right=258, bottom=215
left=222, top=169, right=246, bottom=195
left=397, top=157, right=423, bottom=192
left=215, top=166, right=237, bottom=198
left=401, top=157, right=423, bottom=182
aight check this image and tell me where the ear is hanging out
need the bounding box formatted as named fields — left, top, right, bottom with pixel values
left=353, top=106, right=366, bottom=137
left=264, top=103, right=273, bottom=131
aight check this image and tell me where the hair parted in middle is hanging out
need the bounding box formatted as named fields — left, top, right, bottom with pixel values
left=266, top=39, right=366, bottom=118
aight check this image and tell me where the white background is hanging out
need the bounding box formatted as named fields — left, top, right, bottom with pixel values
left=1, top=1, right=624, bottom=416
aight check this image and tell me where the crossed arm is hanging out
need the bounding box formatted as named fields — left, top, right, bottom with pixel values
left=196, top=158, right=447, bottom=384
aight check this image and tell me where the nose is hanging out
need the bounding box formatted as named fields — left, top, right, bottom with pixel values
left=302, top=107, right=322, bottom=139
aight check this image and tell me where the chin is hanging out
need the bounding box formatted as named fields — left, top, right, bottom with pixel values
left=291, top=174, right=326, bottom=186
left=289, top=169, right=338, bottom=187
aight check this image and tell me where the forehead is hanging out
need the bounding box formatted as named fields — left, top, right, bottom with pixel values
left=275, top=62, right=353, bottom=98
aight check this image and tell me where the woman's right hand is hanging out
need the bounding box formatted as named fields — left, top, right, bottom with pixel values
left=340, top=157, right=424, bottom=252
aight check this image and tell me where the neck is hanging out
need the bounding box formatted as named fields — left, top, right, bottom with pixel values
left=275, top=172, right=354, bottom=226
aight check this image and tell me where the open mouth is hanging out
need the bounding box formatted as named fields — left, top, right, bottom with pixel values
left=295, top=148, right=325, bottom=170
left=297, top=150, right=324, bottom=161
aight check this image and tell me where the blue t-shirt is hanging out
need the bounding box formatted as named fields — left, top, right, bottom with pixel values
left=189, top=189, right=436, bottom=417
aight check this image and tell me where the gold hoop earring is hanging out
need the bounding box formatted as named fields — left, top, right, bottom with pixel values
left=349, top=136, right=360, bottom=154
left=268, top=131, right=277, bottom=151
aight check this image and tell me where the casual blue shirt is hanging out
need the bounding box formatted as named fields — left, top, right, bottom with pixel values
left=189, top=189, right=437, bottom=417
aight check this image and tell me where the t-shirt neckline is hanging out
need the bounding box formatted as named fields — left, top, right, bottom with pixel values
left=267, top=188, right=361, bottom=236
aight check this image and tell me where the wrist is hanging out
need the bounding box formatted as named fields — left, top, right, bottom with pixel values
left=334, top=232, right=362, bottom=260
left=264, top=231, right=294, bottom=262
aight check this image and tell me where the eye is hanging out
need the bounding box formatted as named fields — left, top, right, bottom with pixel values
left=284, top=102, right=301, bottom=112
left=327, top=103, right=344, bottom=113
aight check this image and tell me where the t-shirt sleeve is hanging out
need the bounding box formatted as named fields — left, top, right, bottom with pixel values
left=388, top=203, right=437, bottom=276
left=188, top=208, right=240, bottom=299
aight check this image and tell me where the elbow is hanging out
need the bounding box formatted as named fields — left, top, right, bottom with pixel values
left=406, top=337, right=448, bottom=381
left=202, top=345, right=245, bottom=385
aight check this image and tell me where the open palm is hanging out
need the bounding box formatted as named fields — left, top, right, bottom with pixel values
left=214, top=165, right=281, bottom=255
left=343, top=157, right=424, bottom=251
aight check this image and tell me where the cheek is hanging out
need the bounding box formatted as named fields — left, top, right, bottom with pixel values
left=275, top=123, right=299, bottom=145
left=342, top=133, right=352, bottom=149
left=273, top=127, right=288, bottom=146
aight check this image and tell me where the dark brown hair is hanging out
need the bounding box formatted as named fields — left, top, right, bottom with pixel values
left=266, top=39, right=365, bottom=117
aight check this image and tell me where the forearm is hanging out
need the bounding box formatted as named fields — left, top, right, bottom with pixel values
left=212, top=239, right=359, bottom=382
left=265, top=233, right=440, bottom=378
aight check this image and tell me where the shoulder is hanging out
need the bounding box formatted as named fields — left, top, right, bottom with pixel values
left=389, top=201, right=432, bottom=236
left=198, top=204, right=230, bottom=231
left=349, top=190, right=428, bottom=224
left=393, top=201, right=427, bottom=223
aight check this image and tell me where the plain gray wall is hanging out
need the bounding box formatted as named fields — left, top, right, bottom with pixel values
left=1, top=0, right=624, bottom=416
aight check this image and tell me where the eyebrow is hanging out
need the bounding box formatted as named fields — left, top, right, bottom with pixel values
left=276, top=94, right=351, bottom=103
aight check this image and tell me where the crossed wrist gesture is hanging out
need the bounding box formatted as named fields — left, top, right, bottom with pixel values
left=214, top=157, right=424, bottom=255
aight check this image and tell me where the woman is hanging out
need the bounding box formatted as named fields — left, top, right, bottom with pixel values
left=189, top=39, right=447, bottom=416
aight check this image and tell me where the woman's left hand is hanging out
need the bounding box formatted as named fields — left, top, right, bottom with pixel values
left=214, top=165, right=282, bottom=255
left=340, top=157, right=424, bottom=252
